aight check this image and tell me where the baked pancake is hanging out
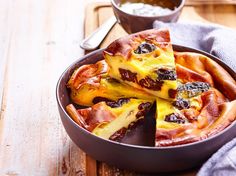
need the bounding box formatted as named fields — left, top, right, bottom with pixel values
left=104, top=28, right=178, bottom=100
left=66, top=98, right=153, bottom=140
left=65, top=28, right=236, bottom=147
left=67, top=60, right=154, bottom=106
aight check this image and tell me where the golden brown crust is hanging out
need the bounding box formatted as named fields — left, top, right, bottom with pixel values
left=203, top=57, right=236, bottom=101
left=67, top=60, right=107, bottom=89
left=67, top=60, right=108, bottom=106
left=175, top=52, right=236, bottom=100
left=104, top=28, right=171, bottom=59
left=176, top=64, right=213, bottom=85
left=66, top=103, right=116, bottom=132
left=66, top=104, right=88, bottom=129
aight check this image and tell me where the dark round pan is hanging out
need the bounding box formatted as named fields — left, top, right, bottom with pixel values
left=56, top=45, right=236, bottom=173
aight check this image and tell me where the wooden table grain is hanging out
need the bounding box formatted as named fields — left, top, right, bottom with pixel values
left=0, top=0, right=236, bottom=176
left=0, top=0, right=97, bottom=175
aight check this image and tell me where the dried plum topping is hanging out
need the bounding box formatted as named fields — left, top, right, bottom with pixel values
left=109, top=119, right=144, bottom=141
left=93, top=97, right=112, bottom=104
left=178, top=82, right=210, bottom=97
left=168, top=89, right=177, bottom=99
left=172, top=98, right=190, bottom=110
left=164, top=113, right=186, bottom=124
left=136, top=102, right=152, bottom=118
left=106, top=77, right=121, bottom=84
left=134, top=42, right=156, bottom=54
left=138, top=102, right=152, bottom=110
left=157, top=68, right=177, bottom=80
left=139, top=76, right=163, bottom=90
left=106, top=98, right=130, bottom=108
left=109, top=127, right=127, bottom=141
left=119, top=68, right=137, bottom=83
left=119, top=68, right=164, bottom=91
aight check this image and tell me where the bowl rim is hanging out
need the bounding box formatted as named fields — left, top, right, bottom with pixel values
left=110, top=0, right=186, bottom=19
left=56, top=45, right=236, bottom=151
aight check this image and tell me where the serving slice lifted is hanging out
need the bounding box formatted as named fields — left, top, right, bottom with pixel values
left=67, top=60, right=154, bottom=106
left=104, top=28, right=178, bottom=100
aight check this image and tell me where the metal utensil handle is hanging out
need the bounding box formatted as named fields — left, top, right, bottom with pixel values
left=80, top=16, right=117, bottom=50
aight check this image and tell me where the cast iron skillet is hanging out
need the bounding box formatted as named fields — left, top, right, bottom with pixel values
left=56, top=45, right=236, bottom=173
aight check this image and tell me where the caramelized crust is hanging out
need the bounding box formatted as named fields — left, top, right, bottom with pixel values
left=175, top=52, right=236, bottom=100
left=104, top=28, right=171, bottom=59
left=68, top=60, right=108, bottom=89
left=66, top=99, right=153, bottom=140
left=66, top=103, right=116, bottom=132
left=176, top=64, right=214, bottom=86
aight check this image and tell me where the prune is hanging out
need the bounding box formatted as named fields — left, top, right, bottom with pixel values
left=134, top=42, right=156, bottom=54
left=164, top=113, right=186, bottom=124
left=138, top=102, right=152, bottom=110
left=178, top=82, right=210, bottom=97
left=139, top=76, right=163, bottom=90
left=109, top=119, right=145, bottom=141
left=157, top=68, right=177, bottom=80
left=109, top=127, right=127, bottom=141
left=119, top=68, right=137, bottom=83
left=136, top=102, right=152, bottom=118
left=172, top=98, right=190, bottom=110
left=93, top=97, right=112, bottom=104
left=168, top=89, right=177, bottom=99
left=106, top=77, right=121, bottom=84
left=106, top=98, right=130, bottom=108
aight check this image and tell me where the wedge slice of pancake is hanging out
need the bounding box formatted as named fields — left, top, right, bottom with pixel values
left=66, top=98, right=153, bottom=141
left=67, top=60, right=154, bottom=106
left=104, top=28, right=178, bottom=100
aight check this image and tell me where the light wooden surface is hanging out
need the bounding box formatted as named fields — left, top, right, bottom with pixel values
left=186, top=0, right=236, bottom=5
left=0, top=0, right=92, bottom=175
left=0, top=0, right=236, bottom=176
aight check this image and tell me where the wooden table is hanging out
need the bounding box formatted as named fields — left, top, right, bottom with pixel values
left=0, top=0, right=236, bottom=175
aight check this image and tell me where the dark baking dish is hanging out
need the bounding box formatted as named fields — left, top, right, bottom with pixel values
left=56, top=45, right=236, bottom=173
